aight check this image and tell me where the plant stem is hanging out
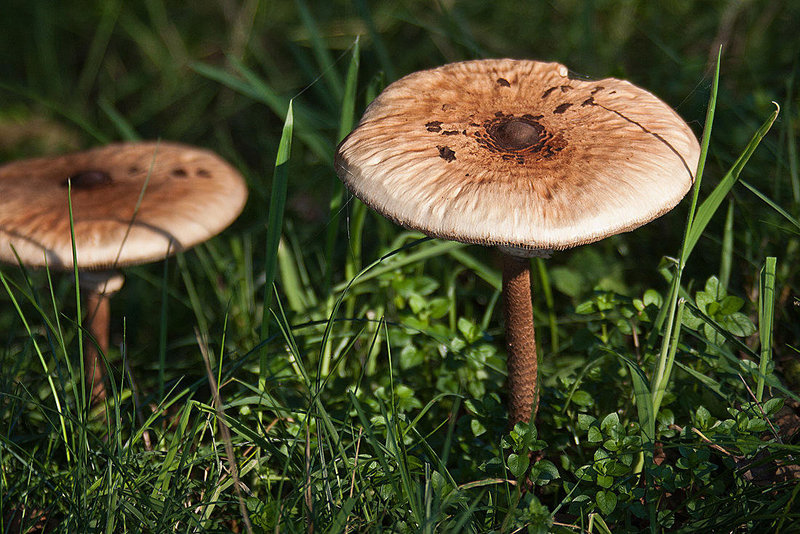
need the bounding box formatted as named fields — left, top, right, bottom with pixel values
left=502, top=253, right=538, bottom=425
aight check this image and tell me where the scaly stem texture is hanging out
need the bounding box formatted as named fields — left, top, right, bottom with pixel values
left=502, top=253, right=538, bottom=425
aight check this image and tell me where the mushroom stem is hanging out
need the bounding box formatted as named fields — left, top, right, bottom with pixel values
left=80, top=271, right=125, bottom=405
left=502, top=253, right=539, bottom=426
left=84, top=289, right=111, bottom=403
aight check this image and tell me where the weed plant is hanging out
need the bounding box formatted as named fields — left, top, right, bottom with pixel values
left=1, top=1, right=799, bottom=532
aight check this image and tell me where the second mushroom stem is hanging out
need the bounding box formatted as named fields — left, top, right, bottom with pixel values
left=502, top=253, right=539, bottom=426
left=84, top=289, right=110, bottom=404
left=80, top=271, right=124, bottom=405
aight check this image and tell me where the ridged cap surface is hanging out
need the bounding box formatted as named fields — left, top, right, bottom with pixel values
left=335, top=59, right=700, bottom=252
left=0, top=141, right=248, bottom=269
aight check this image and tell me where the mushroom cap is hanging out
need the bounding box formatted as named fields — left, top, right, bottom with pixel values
left=0, top=141, right=248, bottom=269
left=335, top=59, right=701, bottom=252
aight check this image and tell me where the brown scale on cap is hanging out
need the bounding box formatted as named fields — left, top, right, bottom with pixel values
left=437, top=146, right=456, bottom=162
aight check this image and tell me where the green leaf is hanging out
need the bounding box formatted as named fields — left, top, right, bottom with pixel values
left=601, top=412, right=620, bottom=434
left=616, top=319, right=633, bottom=335
left=596, top=490, right=618, bottom=515
left=596, top=474, right=614, bottom=489
left=470, top=418, right=486, bottom=437
left=428, top=297, right=450, bottom=319
left=457, top=317, right=481, bottom=343
left=681, top=307, right=703, bottom=330
left=695, top=406, right=711, bottom=430
left=703, top=323, right=725, bottom=346
left=577, top=414, right=597, bottom=430
left=705, top=276, right=724, bottom=299
left=719, top=295, right=744, bottom=314
left=643, top=289, right=663, bottom=308
left=575, top=465, right=594, bottom=482
left=507, top=453, right=530, bottom=479
left=571, top=390, right=594, bottom=408
left=587, top=427, right=603, bottom=443
left=399, top=345, right=423, bottom=370
left=530, top=460, right=560, bottom=485
left=594, top=447, right=611, bottom=462
left=747, top=418, right=767, bottom=432
left=408, top=293, right=427, bottom=314
left=720, top=312, right=757, bottom=337
left=696, top=290, right=714, bottom=312
left=763, top=397, right=784, bottom=416
left=550, top=266, right=585, bottom=298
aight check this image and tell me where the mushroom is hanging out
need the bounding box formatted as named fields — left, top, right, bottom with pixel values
left=0, top=141, right=248, bottom=403
left=335, top=59, right=700, bottom=426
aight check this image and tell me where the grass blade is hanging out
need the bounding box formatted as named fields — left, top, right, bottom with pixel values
left=611, top=350, right=655, bottom=439
left=76, top=0, right=122, bottom=100
left=719, top=200, right=734, bottom=290
left=676, top=47, right=720, bottom=265
left=337, top=37, right=360, bottom=143
left=353, top=0, right=396, bottom=80
left=652, top=299, right=685, bottom=417
left=683, top=102, right=780, bottom=260
left=741, top=179, right=800, bottom=233
left=261, top=101, right=294, bottom=406
left=277, top=237, right=309, bottom=313
left=535, top=257, right=559, bottom=354
left=0, top=270, right=71, bottom=461
left=757, top=257, right=776, bottom=402
left=262, top=100, right=294, bottom=338
left=332, top=240, right=462, bottom=293
left=786, top=76, right=799, bottom=203
left=650, top=50, right=721, bottom=403
left=66, top=181, right=87, bottom=414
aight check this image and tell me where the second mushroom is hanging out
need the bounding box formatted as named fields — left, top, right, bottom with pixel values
left=335, top=59, right=700, bottom=426
left=0, top=142, right=248, bottom=403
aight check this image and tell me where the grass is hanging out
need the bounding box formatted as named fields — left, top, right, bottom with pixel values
left=2, top=1, right=800, bottom=532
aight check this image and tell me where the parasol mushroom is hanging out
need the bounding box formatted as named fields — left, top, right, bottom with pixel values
left=0, top=141, right=248, bottom=403
left=335, top=59, right=700, bottom=426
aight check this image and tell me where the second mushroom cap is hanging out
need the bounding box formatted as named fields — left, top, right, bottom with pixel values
left=0, top=141, right=248, bottom=269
